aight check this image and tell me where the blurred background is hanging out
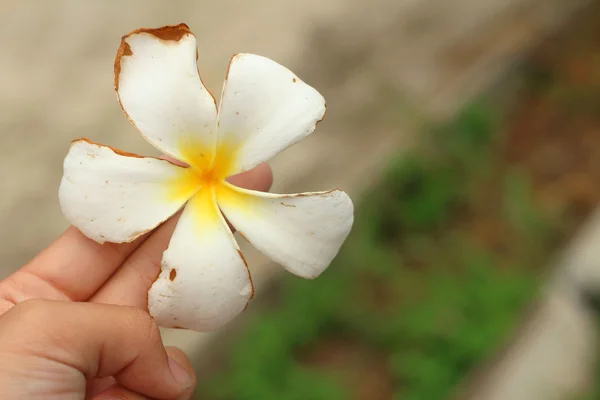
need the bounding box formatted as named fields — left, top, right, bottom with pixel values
left=2, top=0, right=600, bottom=399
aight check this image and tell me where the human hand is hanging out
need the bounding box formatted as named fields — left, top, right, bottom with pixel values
left=0, top=164, right=272, bottom=399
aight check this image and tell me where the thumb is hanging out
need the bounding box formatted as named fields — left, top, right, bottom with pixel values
left=0, top=299, right=195, bottom=399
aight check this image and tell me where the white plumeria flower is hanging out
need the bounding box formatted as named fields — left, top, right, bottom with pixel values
left=59, top=24, right=354, bottom=332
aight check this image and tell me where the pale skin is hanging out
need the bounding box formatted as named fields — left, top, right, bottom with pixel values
left=0, top=163, right=272, bottom=400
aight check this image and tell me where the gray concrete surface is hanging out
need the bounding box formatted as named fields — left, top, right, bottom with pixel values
left=458, top=209, right=600, bottom=400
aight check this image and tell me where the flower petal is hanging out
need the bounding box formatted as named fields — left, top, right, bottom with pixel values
left=148, top=187, right=253, bottom=332
left=216, top=183, right=354, bottom=279
left=115, top=24, right=217, bottom=167
left=59, top=139, right=201, bottom=244
left=216, top=54, right=326, bottom=174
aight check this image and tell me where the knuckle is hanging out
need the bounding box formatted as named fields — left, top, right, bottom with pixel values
left=127, top=307, right=161, bottom=344
left=8, top=299, right=56, bottom=329
left=14, top=298, right=53, bottom=317
left=0, top=276, right=28, bottom=311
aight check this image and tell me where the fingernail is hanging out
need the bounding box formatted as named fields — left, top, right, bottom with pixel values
left=168, top=355, right=194, bottom=389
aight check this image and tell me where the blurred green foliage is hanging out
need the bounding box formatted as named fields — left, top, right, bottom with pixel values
left=197, top=103, right=545, bottom=400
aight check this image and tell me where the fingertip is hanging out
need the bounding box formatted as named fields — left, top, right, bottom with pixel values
left=254, top=162, right=274, bottom=191
left=166, top=346, right=196, bottom=395
left=228, top=162, right=273, bottom=192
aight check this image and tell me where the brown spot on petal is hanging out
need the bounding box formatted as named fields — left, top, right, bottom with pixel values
left=237, top=249, right=254, bottom=300
left=280, top=202, right=296, bottom=208
left=169, top=268, right=177, bottom=281
left=292, top=77, right=297, bottom=83
left=172, top=326, right=186, bottom=330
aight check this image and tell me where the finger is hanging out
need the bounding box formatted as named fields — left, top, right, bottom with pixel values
left=91, top=163, right=272, bottom=308
left=0, top=299, right=195, bottom=399
left=164, top=346, right=196, bottom=399
left=0, top=229, right=148, bottom=313
left=227, top=161, right=274, bottom=191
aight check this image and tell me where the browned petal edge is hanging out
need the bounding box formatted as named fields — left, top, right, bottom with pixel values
left=281, top=188, right=340, bottom=198
left=235, top=231, right=255, bottom=310
left=147, top=267, right=163, bottom=313
left=237, top=249, right=255, bottom=302
left=72, top=138, right=183, bottom=168
left=194, top=43, right=218, bottom=106
left=113, top=41, right=131, bottom=91
left=71, top=139, right=180, bottom=247
left=225, top=53, right=239, bottom=81
left=238, top=230, right=249, bottom=242
left=200, top=73, right=217, bottom=106
left=112, top=23, right=218, bottom=136
left=142, top=23, right=192, bottom=41
left=112, top=39, right=143, bottom=147
left=315, top=104, right=327, bottom=127
left=193, top=47, right=219, bottom=107
left=74, top=137, right=143, bottom=158
left=114, top=23, right=192, bottom=92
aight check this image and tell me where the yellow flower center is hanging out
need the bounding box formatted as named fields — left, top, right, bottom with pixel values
left=166, top=138, right=242, bottom=215
left=180, top=138, right=238, bottom=183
